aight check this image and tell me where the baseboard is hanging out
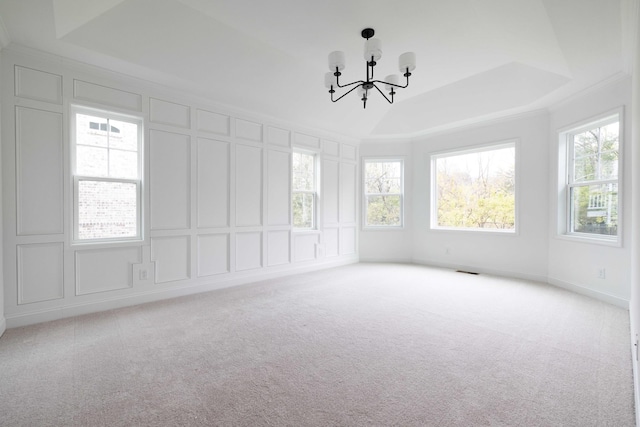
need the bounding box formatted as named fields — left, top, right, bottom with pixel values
left=5, top=257, right=359, bottom=328
left=547, top=277, right=629, bottom=308
left=0, top=316, right=6, bottom=338
left=629, top=308, right=640, bottom=427
left=412, top=258, right=548, bottom=284
left=359, top=257, right=413, bottom=264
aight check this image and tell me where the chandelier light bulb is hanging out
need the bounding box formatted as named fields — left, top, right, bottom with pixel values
left=385, top=74, right=400, bottom=92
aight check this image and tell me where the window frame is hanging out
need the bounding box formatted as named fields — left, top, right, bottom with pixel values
left=430, top=140, right=518, bottom=233
left=292, top=149, right=318, bottom=231
left=557, top=108, right=623, bottom=245
left=71, top=105, right=144, bottom=244
left=362, top=157, right=404, bottom=230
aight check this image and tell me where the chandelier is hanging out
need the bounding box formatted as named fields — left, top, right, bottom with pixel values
left=325, top=28, right=416, bottom=109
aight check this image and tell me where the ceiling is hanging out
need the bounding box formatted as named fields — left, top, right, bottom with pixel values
left=0, top=0, right=633, bottom=140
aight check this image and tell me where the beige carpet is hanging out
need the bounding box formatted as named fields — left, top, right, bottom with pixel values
left=0, top=263, right=635, bottom=426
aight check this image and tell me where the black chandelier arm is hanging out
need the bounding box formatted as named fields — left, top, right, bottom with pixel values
left=371, top=83, right=394, bottom=104
left=371, top=70, right=411, bottom=89
left=334, top=68, right=364, bottom=89
left=330, top=83, right=362, bottom=103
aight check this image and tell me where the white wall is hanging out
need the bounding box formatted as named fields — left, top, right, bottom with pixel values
left=0, top=50, right=4, bottom=337
left=411, top=112, right=550, bottom=282
left=547, top=77, right=632, bottom=305
left=359, top=141, right=413, bottom=262
left=1, top=47, right=359, bottom=327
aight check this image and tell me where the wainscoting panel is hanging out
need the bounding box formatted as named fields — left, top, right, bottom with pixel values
left=196, top=109, right=230, bottom=136
left=235, top=118, right=263, bottom=143
left=15, top=106, right=63, bottom=236
left=294, top=233, right=319, bottom=263
left=150, top=130, right=191, bottom=230
left=14, top=66, right=62, bottom=104
left=323, top=159, right=339, bottom=226
left=150, top=98, right=190, bottom=129
left=294, top=132, right=320, bottom=149
left=340, top=162, right=357, bottom=223
left=236, top=232, right=262, bottom=271
left=324, top=227, right=339, bottom=257
left=197, top=138, right=229, bottom=228
left=267, top=230, right=290, bottom=266
left=323, top=139, right=340, bottom=158
left=75, top=247, right=140, bottom=295
left=73, top=79, right=142, bottom=111
left=197, top=234, right=229, bottom=277
left=17, top=243, right=64, bottom=304
left=151, top=236, right=191, bottom=283
left=340, top=227, right=357, bottom=255
left=267, top=149, right=291, bottom=226
left=341, top=144, right=357, bottom=161
left=267, top=126, right=290, bottom=147
left=235, top=144, right=263, bottom=227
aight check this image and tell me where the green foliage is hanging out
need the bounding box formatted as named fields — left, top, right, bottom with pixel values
left=436, top=148, right=515, bottom=229
left=365, top=161, right=402, bottom=226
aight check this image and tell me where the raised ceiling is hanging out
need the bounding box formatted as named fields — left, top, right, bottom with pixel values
left=0, top=0, right=632, bottom=139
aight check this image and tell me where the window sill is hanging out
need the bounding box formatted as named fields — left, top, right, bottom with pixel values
left=430, top=226, right=517, bottom=235
left=555, top=233, right=621, bottom=248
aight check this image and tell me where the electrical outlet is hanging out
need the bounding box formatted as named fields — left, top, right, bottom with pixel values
left=139, top=269, right=148, bottom=280
left=597, top=268, right=606, bottom=279
left=445, top=247, right=451, bottom=255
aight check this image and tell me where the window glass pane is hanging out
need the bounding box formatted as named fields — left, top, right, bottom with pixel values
left=435, top=145, right=515, bottom=230
left=366, top=195, right=401, bottom=226
left=293, top=192, right=314, bottom=228
left=77, top=180, right=138, bottom=240
left=108, top=120, right=138, bottom=151
left=76, top=145, right=108, bottom=177
left=77, top=114, right=108, bottom=148
left=571, top=183, right=618, bottom=236
left=292, top=152, right=314, bottom=191
left=365, top=161, right=401, bottom=194
left=572, top=122, right=619, bottom=182
left=109, top=149, right=139, bottom=179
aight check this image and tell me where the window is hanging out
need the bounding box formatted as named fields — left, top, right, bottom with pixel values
left=561, top=113, right=620, bottom=240
left=72, top=106, right=143, bottom=242
left=363, top=159, right=403, bottom=227
left=292, top=151, right=316, bottom=229
left=432, top=142, right=516, bottom=231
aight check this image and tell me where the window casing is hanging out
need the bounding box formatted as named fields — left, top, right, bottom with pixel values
left=292, top=151, right=317, bottom=229
left=431, top=142, right=516, bottom=232
left=72, top=106, right=143, bottom=243
left=561, top=112, right=620, bottom=242
left=363, top=159, right=404, bottom=228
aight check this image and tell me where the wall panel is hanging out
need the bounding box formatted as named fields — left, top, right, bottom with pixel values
left=235, top=144, right=263, bottom=226
left=73, top=80, right=142, bottom=111
left=294, top=233, right=319, bottom=262
left=267, top=149, right=291, bottom=226
left=236, top=118, right=263, bottom=143
left=236, top=232, right=262, bottom=271
left=340, top=227, right=357, bottom=255
left=75, top=247, right=140, bottom=295
left=324, top=228, right=339, bottom=257
left=150, top=98, right=190, bottom=128
left=340, top=162, right=357, bottom=223
left=17, top=243, right=64, bottom=304
left=323, top=140, right=340, bottom=157
left=294, top=132, right=320, bottom=149
left=196, top=109, right=230, bottom=136
left=323, top=159, right=339, bottom=225
left=150, top=130, right=191, bottom=230
left=197, top=138, right=229, bottom=228
left=15, top=66, right=62, bottom=104
left=267, top=230, right=290, bottom=266
left=151, top=236, right=190, bottom=283
left=267, top=126, right=290, bottom=147
left=16, top=106, right=63, bottom=235
left=197, top=234, right=229, bottom=277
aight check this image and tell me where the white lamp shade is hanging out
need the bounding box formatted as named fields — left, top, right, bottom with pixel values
left=328, top=51, right=346, bottom=71
left=385, top=74, right=400, bottom=91
left=324, top=72, right=337, bottom=88
left=364, top=38, right=382, bottom=61
left=399, top=52, right=416, bottom=72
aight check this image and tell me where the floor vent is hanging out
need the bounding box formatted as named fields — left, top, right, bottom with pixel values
left=456, top=270, right=479, bottom=275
